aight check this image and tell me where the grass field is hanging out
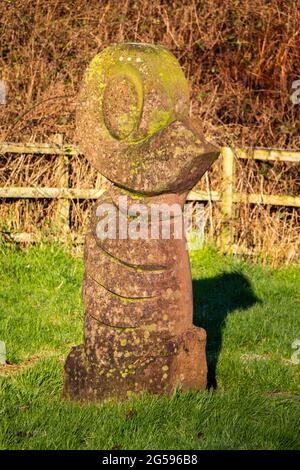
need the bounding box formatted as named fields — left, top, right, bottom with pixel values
left=0, top=243, right=299, bottom=450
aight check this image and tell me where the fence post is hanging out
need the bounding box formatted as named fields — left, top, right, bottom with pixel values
left=220, top=147, right=235, bottom=252
left=54, top=134, right=70, bottom=237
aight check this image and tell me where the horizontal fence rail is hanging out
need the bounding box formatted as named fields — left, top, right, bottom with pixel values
left=1, top=137, right=300, bottom=250
left=1, top=142, right=300, bottom=162
left=1, top=188, right=299, bottom=208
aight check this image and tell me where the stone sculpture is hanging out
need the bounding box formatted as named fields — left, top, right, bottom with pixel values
left=64, top=43, right=219, bottom=401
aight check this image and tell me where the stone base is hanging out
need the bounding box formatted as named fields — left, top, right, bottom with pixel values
left=63, top=326, right=207, bottom=402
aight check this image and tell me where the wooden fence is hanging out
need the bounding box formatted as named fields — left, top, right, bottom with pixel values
left=0, top=136, right=300, bottom=250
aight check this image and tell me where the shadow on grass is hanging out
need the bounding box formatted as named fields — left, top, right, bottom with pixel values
left=193, top=272, right=259, bottom=389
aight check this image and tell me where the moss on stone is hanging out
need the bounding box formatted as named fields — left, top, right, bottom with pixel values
left=81, top=42, right=189, bottom=146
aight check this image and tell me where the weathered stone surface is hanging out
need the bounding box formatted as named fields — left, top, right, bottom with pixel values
left=64, top=43, right=219, bottom=402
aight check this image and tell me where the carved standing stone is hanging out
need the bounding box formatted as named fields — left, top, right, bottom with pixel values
left=63, top=43, right=219, bottom=401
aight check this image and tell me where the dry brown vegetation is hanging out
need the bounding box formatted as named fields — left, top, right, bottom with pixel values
left=0, top=0, right=299, bottom=263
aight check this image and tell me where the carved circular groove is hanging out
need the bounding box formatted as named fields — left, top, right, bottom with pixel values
left=102, top=75, right=141, bottom=140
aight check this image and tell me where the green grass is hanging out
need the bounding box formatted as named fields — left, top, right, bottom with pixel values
left=0, top=243, right=299, bottom=450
